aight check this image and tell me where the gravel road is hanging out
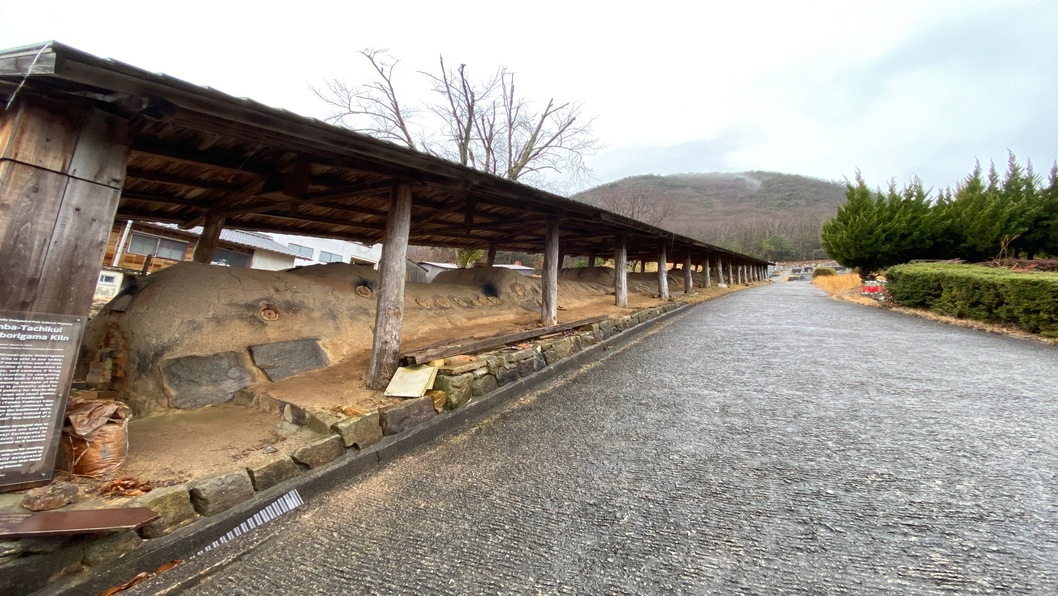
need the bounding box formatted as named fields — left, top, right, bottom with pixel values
left=166, top=282, right=1058, bottom=594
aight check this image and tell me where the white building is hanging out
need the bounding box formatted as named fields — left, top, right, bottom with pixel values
left=266, top=233, right=383, bottom=268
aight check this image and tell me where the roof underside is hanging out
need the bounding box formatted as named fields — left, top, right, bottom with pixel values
left=0, top=42, right=770, bottom=267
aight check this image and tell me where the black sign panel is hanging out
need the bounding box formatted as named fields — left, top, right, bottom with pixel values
left=0, top=311, right=85, bottom=492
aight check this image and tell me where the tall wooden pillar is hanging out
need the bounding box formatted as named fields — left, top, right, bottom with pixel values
left=366, top=184, right=413, bottom=389
left=588, top=252, right=597, bottom=268
left=614, top=235, right=628, bottom=308
left=192, top=215, right=226, bottom=263
left=541, top=218, right=559, bottom=325
left=657, top=243, right=669, bottom=300
left=684, top=254, right=693, bottom=294
left=0, top=99, right=131, bottom=491
left=729, top=262, right=735, bottom=286
left=485, top=244, right=497, bottom=267
left=704, top=255, right=712, bottom=287
left=1, top=101, right=131, bottom=314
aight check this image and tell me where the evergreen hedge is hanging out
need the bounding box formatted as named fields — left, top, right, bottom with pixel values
left=886, top=263, right=1058, bottom=336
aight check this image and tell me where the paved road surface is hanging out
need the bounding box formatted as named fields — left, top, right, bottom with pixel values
left=163, top=283, right=1058, bottom=594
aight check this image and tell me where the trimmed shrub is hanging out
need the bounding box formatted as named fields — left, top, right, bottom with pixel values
left=812, top=267, right=836, bottom=278
left=887, top=263, right=1058, bottom=336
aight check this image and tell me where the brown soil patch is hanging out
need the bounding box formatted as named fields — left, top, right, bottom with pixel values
left=118, top=404, right=325, bottom=485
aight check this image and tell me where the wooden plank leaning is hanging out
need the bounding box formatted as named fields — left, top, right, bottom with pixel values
left=399, top=314, right=610, bottom=366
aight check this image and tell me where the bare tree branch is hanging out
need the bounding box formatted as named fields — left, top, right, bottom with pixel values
left=313, top=50, right=598, bottom=187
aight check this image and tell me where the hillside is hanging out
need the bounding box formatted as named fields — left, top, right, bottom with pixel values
left=573, top=172, right=848, bottom=260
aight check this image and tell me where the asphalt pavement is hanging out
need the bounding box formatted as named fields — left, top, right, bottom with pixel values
left=140, top=282, right=1058, bottom=595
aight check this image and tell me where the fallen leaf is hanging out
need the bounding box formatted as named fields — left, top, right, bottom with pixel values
left=100, top=571, right=152, bottom=595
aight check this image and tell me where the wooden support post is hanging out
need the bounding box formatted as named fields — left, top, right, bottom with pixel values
left=366, top=184, right=413, bottom=389
left=728, top=262, right=735, bottom=286
left=541, top=218, right=560, bottom=325
left=614, top=235, right=628, bottom=308
left=657, top=243, right=669, bottom=300
left=588, top=252, right=597, bottom=268
left=715, top=257, right=724, bottom=285
left=613, top=233, right=626, bottom=306
left=192, top=215, right=225, bottom=263
left=0, top=99, right=131, bottom=491
left=704, top=256, right=712, bottom=288
left=1, top=102, right=130, bottom=314
left=486, top=244, right=497, bottom=267
left=684, top=254, right=694, bottom=294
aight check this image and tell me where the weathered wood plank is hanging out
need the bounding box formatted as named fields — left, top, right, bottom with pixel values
left=0, top=161, right=69, bottom=311
left=541, top=218, right=559, bottom=326
left=33, top=179, right=123, bottom=314
left=614, top=235, right=628, bottom=308
left=366, top=184, right=413, bottom=389
left=684, top=254, right=694, bottom=294
left=68, top=109, right=132, bottom=186
left=192, top=215, right=225, bottom=263
left=400, top=315, right=609, bottom=366
left=657, top=243, right=669, bottom=300
left=0, top=99, right=83, bottom=172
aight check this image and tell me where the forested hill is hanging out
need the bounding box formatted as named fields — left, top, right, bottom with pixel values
left=572, top=172, right=848, bottom=261
left=574, top=172, right=846, bottom=228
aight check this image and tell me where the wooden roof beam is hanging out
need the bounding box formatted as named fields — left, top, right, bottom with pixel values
left=125, top=169, right=239, bottom=192
left=130, top=140, right=272, bottom=176
left=119, top=191, right=211, bottom=209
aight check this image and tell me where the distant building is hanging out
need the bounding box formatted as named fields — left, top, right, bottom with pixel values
left=266, top=233, right=382, bottom=267
left=419, top=261, right=457, bottom=282
left=418, top=261, right=535, bottom=282
left=95, top=221, right=305, bottom=304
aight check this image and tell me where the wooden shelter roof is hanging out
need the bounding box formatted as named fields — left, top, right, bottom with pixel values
left=0, top=42, right=771, bottom=266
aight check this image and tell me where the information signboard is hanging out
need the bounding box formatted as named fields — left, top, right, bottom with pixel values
left=0, top=311, right=85, bottom=492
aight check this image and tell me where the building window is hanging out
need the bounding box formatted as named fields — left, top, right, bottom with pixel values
left=319, top=250, right=345, bottom=263
left=211, top=248, right=252, bottom=268
left=128, top=233, right=188, bottom=261
left=98, top=274, right=117, bottom=284
left=288, top=243, right=314, bottom=258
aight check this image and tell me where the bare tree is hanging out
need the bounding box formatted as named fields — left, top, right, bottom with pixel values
left=313, top=50, right=598, bottom=190
left=590, top=186, right=679, bottom=228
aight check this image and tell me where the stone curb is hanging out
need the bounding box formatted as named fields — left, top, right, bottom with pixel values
left=61, top=299, right=706, bottom=595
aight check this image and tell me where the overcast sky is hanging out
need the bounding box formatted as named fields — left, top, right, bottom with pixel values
left=2, top=0, right=1055, bottom=193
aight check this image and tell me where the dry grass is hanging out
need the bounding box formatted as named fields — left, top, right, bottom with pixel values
left=813, top=273, right=861, bottom=294
left=812, top=273, right=880, bottom=307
